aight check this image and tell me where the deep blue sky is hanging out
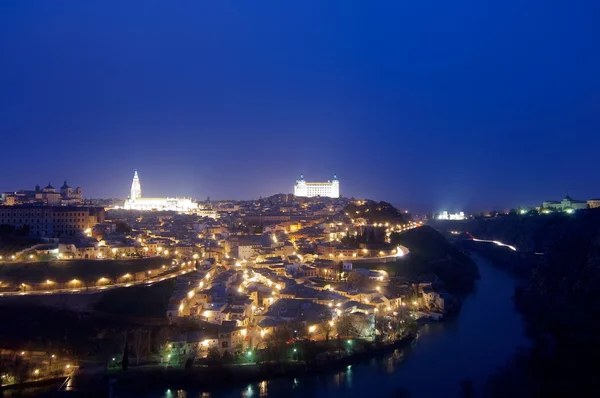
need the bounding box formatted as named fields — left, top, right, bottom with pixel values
left=1, top=1, right=599, bottom=212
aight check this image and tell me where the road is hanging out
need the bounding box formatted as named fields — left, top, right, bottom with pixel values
left=0, top=267, right=194, bottom=297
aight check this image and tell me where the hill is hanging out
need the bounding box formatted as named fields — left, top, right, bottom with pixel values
left=383, top=226, right=479, bottom=295
left=344, top=201, right=412, bottom=224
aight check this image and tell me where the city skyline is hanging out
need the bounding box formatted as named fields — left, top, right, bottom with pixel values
left=1, top=1, right=599, bottom=211
left=1, top=168, right=598, bottom=213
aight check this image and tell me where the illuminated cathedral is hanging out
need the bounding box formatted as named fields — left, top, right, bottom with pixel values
left=123, top=170, right=199, bottom=213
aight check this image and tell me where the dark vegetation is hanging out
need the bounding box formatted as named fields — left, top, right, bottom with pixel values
left=0, top=235, right=40, bottom=257
left=0, top=224, right=32, bottom=237
left=0, top=285, right=206, bottom=369
left=0, top=257, right=166, bottom=285
left=344, top=200, right=412, bottom=224
left=95, top=279, right=175, bottom=318
left=454, top=209, right=600, bottom=396
left=389, top=226, right=479, bottom=295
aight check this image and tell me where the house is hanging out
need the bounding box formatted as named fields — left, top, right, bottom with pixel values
left=422, top=287, right=456, bottom=313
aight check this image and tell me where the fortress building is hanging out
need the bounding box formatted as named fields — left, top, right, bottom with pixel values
left=294, top=175, right=340, bottom=198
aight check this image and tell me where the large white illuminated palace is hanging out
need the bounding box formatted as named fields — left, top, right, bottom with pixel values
left=123, top=170, right=199, bottom=213
left=294, top=175, right=340, bottom=198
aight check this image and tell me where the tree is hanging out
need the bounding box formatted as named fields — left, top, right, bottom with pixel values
left=115, top=221, right=132, bottom=234
left=263, top=327, right=292, bottom=363
left=132, top=328, right=148, bottom=365
left=15, top=224, right=31, bottom=237
left=207, top=346, right=221, bottom=364
left=0, top=224, right=15, bottom=236
left=322, top=321, right=333, bottom=341
left=184, top=358, right=193, bottom=370
left=122, top=340, right=129, bottom=371
left=347, top=272, right=366, bottom=287
left=337, top=313, right=360, bottom=338
left=222, top=349, right=233, bottom=364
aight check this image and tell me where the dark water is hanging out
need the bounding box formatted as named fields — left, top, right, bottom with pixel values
left=150, top=254, right=529, bottom=398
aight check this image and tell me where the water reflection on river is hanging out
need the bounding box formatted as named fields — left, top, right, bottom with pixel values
left=154, top=254, right=529, bottom=398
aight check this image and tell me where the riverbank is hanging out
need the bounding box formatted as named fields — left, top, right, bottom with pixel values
left=458, top=239, right=537, bottom=279
left=123, top=254, right=527, bottom=397
left=0, top=376, right=66, bottom=392
left=87, top=334, right=417, bottom=395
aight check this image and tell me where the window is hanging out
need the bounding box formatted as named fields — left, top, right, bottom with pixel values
left=221, top=341, right=228, bottom=348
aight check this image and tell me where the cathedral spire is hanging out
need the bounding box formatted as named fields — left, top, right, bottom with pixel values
left=130, top=170, right=141, bottom=200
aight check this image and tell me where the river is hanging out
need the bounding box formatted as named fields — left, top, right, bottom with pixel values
left=149, top=253, right=530, bottom=398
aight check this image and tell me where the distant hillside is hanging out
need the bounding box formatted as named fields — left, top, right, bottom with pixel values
left=476, top=209, right=600, bottom=394
left=387, top=226, right=479, bottom=294
left=344, top=201, right=412, bottom=224
left=430, top=208, right=600, bottom=254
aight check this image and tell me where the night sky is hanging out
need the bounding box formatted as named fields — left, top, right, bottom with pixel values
left=1, top=1, right=599, bottom=212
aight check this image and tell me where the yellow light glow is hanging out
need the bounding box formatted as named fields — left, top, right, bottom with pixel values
left=308, top=325, right=316, bottom=333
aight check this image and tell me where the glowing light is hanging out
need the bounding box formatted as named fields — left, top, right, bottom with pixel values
left=308, top=325, right=316, bottom=333
left=187, top=290, right=195, bottom=299
left=395, top=247, right=405, bottom=257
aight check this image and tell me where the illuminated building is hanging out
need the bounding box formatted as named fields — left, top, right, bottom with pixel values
left=588, top=199, right=600, bottom=209
left=123, top=170, right=199, bottom=213
left=542, top=196, right=588, bottom=212
left=437, top=211, right=466, bottom=220
left=0, top=206, right=105, bottom=237
left=294, top=175, right=340, bottom=198
left=1, top=181, right=82, bottom=206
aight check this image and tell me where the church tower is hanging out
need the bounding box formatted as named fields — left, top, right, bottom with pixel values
left=130, top=170, right=142, bottom=200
